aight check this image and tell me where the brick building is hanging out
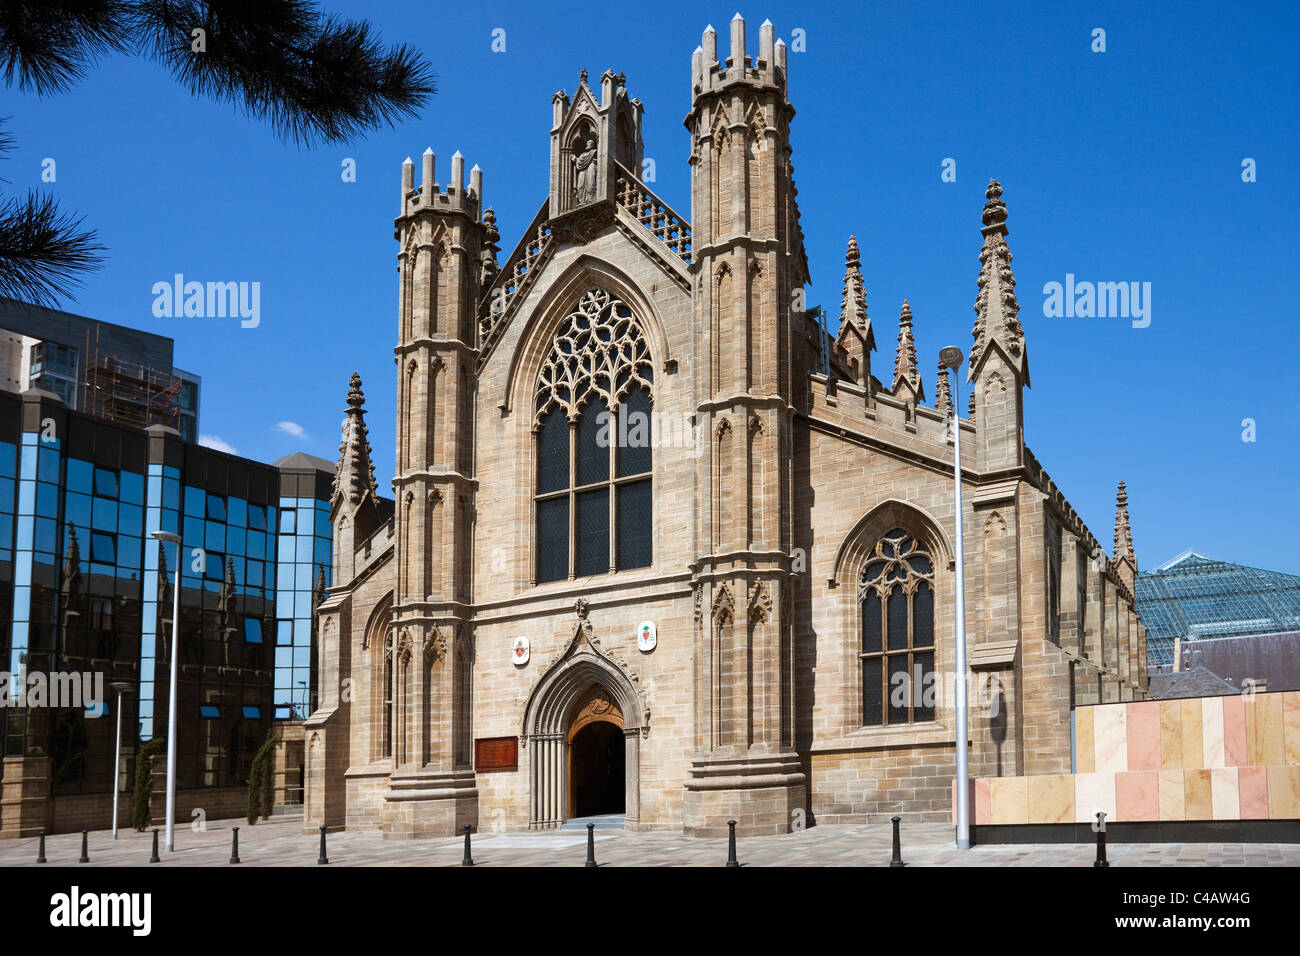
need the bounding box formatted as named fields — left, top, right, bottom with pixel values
left=304, top=16, right=1148, bottom=839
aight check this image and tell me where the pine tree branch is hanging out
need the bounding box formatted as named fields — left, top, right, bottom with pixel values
left=0, top=0, right=131, bottom=94
left=131, top=0, right=435, bottom=146
left=0, top=191, right=105, bottom=306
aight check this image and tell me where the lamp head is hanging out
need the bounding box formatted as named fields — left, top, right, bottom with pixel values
left=939, top=346, right=964, bottom=370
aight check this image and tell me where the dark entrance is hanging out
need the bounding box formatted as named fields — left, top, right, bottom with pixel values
left=570, top=721, right=625, bottom=817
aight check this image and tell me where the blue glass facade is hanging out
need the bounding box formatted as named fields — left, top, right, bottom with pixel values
left=275, top=496, right=331, bottom=721
left=0, top=390, right=332, bottom=795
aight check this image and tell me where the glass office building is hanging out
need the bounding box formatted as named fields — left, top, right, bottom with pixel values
left=0, top=387, right=332, bottom=801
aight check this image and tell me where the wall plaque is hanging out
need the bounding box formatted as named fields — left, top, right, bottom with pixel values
left=475, top=736, right=519, bottom=772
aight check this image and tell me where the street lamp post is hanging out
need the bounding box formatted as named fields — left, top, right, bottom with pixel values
left=151, top=529, right=182, bottom=852
left=939, top=346, right=970, bottom=850
left=110, top=681, right=134, bottom=839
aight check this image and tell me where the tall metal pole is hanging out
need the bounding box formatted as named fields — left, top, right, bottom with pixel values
left=941, top=347, right=970, bottom=850
left=112, top=687, right=123, bottom=839
left=110, top=682, right=134, bottom=840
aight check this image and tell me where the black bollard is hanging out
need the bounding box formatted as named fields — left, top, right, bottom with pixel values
left=317, top=825, right=329, bottom=865
left=726, top=819, right=739, bottom=867
left=230, top=827, right=241, bottom=864
left=78, top=829, right=89, bottom=864
left=150, top=829, right=160, bottom=863
left=461, top=824, right=474, bottom=867
left=585, top=823, right=597, bottom=868
left=36, top=830, right=47, bottom=864
left=1094, top=811, right=1109, bottom=868
left=890, top=815, right=905, bottom=868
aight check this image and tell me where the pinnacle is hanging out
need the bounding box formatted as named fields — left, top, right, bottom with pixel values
left=892, top=299, right=922, bottom=400
left=1114, top=480, right=1135, bottom=562
left=837, top=235, right=872, bottom=351
left=970, top=179, right=1026, bottom=383
left=335, top=372, right=378, bottom=509
left=423, top=146, right=433, bottom=155
left=935, top=361, right=953, bottom=414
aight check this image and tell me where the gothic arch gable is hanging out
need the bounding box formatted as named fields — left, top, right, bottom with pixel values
left=520, top=602, right=649, bottom=741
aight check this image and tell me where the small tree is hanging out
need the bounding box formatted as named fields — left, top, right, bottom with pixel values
left=131, top=736, right=166, bottom=831
left=247, top=730, right=276, bottom=824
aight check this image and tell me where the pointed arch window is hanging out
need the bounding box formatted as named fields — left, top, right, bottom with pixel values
left=534, top=288, right=654, bottom=584
left=859, top=528, right=936, bottom=726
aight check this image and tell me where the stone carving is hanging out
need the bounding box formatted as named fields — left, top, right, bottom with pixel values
left=423, top=627, right=449, bottom=663
left=749, top=580, right=773, bottom=622
left=550, top=202, right=613, bottom=243
left=712, top=582, right=735, bottom=625
left=573, top=138, right=599, bottom=205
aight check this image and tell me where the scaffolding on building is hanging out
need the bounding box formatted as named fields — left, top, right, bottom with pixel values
left=1136, top=551, right=1300, bottom=668
left=80, top=327, right=183, bottom=432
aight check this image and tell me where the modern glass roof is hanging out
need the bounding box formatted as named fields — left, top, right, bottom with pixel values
left=1136, top=552, right=1300, bottom=667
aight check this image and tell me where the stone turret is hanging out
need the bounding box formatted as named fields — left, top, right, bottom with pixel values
left=386, top=140, right=485, bottom=838
left=683, top=13, right=806, bottom=839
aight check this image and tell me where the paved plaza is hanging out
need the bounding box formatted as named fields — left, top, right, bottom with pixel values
left=3, top=814, right=1298, bottom=867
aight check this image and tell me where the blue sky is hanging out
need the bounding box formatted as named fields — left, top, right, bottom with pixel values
left=6, top=0, right=1298, bottom=573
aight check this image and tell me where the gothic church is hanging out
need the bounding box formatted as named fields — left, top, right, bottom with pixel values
left=304, top=16, right=1149, bottom=838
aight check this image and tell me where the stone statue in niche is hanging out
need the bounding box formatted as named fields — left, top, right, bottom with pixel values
left=573, top=137, right=599, bottom=205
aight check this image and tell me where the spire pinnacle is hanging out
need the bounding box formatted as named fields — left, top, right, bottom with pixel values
left=334, top=372, right=378, bottom=510
left=935, top=361, right=952, bottom=415
left=970, top=179, right=1027, bottom=384
left=1114, top=480, right=1135, bottom=563
left=834, top=235, right=875, bottom=381
left=891, top=300, right=924, bottom=401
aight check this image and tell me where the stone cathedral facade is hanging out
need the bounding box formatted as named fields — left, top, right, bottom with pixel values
left=303, top=16, right=1149, bottom=839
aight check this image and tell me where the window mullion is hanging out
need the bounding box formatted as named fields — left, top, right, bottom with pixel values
left=567, top=421, right=576, bottom=580
left=608, top=405, right=617, bottom=572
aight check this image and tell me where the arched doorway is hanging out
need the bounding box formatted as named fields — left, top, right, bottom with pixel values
left=568, top=688, right=625, bottom=817
left=520, top=601, right=648, bottom=830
